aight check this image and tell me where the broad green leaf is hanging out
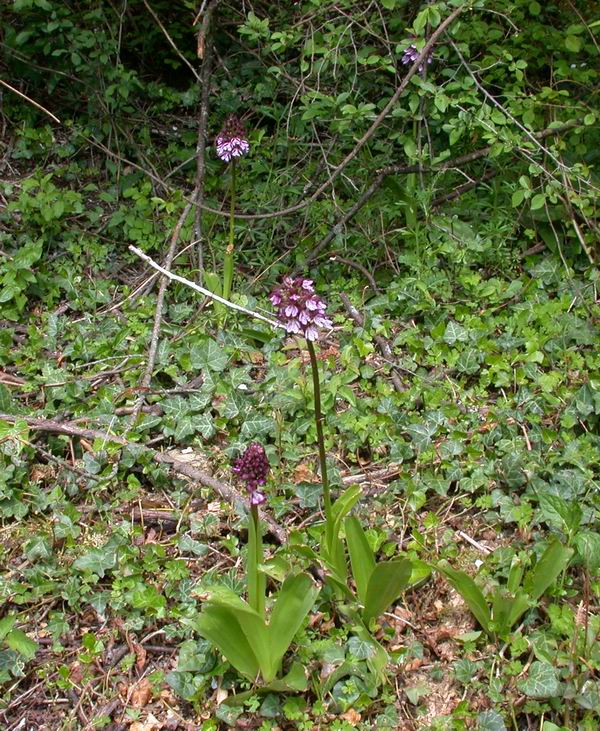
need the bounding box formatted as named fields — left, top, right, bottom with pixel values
left=201, top=587, right=271, bottom=677
left=523, top=540, right=573, bottom=601
left=363, top=559, right=412, bottom=624
left=268, top=573, right=319, bottom=680
left=0, top=615, right=16, bottom=641
left=507, top=557, right=525, bottom=594
left=5, top=630, right=38, bottom=661
left=530, top=193, right=546, bottom=210
left=574, top=531, right=600, bottom=574
left=538, top=493, right=581, bottom=534
left=491, top=590, right=530, bottom=637
left=194, top=604, right=259, bottom=680
left=331, top=484, right=363, bottom=525
left=345, top=516, right=375, bottom=604
left=438, top=561, right=491, bottom=634
left=408, top=559, right=432, bottom=587
left=518, top=660, right=561, bottom=698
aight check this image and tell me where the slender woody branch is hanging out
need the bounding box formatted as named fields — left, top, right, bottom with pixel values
left=128, top=246, right=283, bottom=329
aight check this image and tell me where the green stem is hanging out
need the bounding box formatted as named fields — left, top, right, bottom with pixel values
left=222, top=158, right=236, bottom=302
left=247, top=503, right=265, bottom=619
left=307, top=340, right=332, bottom=526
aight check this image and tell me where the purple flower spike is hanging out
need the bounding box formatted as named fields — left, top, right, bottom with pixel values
left=233, top=443, right=269, bottom=505
left=401, top=43, right=433, bottom=73
left=216, top=114, right=250, bottom=162
left=270, top=277, right=332, bottom=342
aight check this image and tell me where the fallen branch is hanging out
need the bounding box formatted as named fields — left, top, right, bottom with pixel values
left=0, top=78, right=61, bottom=124
left=129, top=245, right=283, bottom=328
left=130, top=200, right=195, bottom=423
left=339, top=293, right=406, bottom=393
left=0, top=413, right=286, bottom=543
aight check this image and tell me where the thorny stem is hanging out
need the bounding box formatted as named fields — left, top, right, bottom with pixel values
left=307, top=340, right=332, bottom=527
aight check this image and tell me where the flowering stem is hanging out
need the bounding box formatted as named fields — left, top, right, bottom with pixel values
left=247, top=503, right=265, bottom=619
left=307, top=340, right=332, bottom=525
left=222, top=158, right=236, bottom=302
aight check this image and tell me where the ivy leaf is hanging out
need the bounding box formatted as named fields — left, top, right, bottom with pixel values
left=73, top=547, right=117, bottom=578
left=190, top=339, right=228, bottom=372
left=477, top=710, right=507, bottom=731
left=347, top=636, right=376, bottom=660
left=178, top=535, right=208, bottom=557
left=456, top=348, right=481, bottom=375
left=294, top=482, right=322, bottom=508
left=193, top=413, right=215, bottom=439
left=241, top=415, right=275, bottom=438
left=406, top=422, right=436, bottom=451
left=443, top=321, right=469, bottom=346
left=163, top=396, right=190, bottom=420
left=518, top=661, right=561, bottom=698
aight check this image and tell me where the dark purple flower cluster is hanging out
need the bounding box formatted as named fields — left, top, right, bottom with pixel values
left=215, top=114, right=250, bottom=162
left=269, top=277, right=332, bottom=342
left=233, top=443, right=269, bottom=505
left=401, top=44, right=433, bottom=72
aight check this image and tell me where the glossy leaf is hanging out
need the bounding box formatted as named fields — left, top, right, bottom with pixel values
left=438, top=561, right=491, bottom=634
left=363, top=559, right=412, bottom=624
left=345, top=516, right=375, bottom=604
left=523, top=540, right=573, bottom=601
left=268, top=573, right=319, bottom=680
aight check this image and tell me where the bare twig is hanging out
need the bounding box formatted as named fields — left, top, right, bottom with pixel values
left=130, top=200, right=195, bottom=423
left=193, top=3, right=215, bottom=279
left=0, top=413, right=286, bottom=542
left=339, top=292, right=405, bottom=393
left=329, top=256, right=380, bottom=294
left=128, top=245, right=283, bottom=328
left=141, top=0, right=201, bottom=81
left=0, top=78, right=61, bottom=124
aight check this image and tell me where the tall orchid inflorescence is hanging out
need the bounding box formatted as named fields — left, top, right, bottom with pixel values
left=401, top=44, right=433, bottom=72
left=233, top=442, right=269, bottom=506
left=269, top=277, right=332, bottom=342
left=215, top=114, right=250, bottom=163
left=214, top=114, right=250, bottom=303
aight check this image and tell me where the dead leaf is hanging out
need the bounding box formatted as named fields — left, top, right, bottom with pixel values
left=130, top=714, right=161, bottom=731
left=293, top=463, right=318, bottom=483
left=134, top=642, right=147, bottom=671
left=340, top=709, right=361, bottom=725
left=130, top=678, right=153, bottom=708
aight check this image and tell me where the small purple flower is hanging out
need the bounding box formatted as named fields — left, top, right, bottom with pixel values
left=269, top=277, right=332, bottom=342
left=233, top=443, right=269, bottom=505
left=401, top=43, right=433, bottom=72
left=215, top=114, right=250, bottom=163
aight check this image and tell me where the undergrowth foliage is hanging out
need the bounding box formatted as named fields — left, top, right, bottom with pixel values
left=0, top=0, right=599, bottom=729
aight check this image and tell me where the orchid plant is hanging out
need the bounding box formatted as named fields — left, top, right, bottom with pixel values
left=268, top=278, right=416, bottom=610
left=213, top=114, right=250, bottom=303
left=195, top=443, right=319, bottom=688
left=268, top=277, right=352, bottom=578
